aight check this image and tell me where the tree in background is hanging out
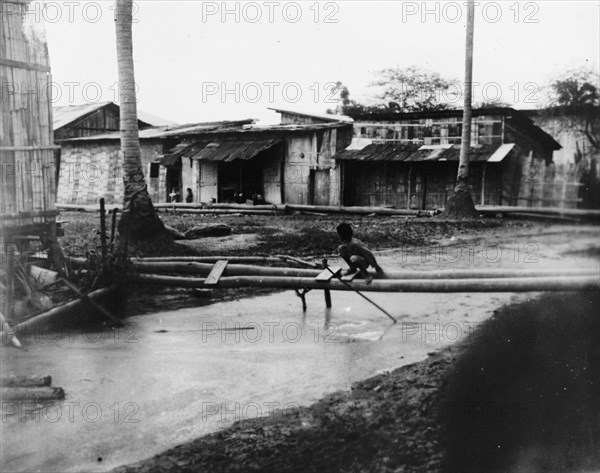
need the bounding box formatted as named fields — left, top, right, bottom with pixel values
left=546, top=67, right=600, bottom=208
left=371, top=65, right=458, bottom=112
left=115, top=0, right=165, bottom=244
left=551, top=67, right=599, bottom=108
left=549, top=67, right=599, bottom=151
left=328, top=66, right=458, bottom=116
left=441, top=0, right=478, bottom=218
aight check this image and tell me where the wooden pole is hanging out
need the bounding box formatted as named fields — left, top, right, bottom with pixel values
left=5, top=242, right=15, bottom=319
left=325, top=266, right=396, bottom=323
left=481, top=163, right=486, bottom=205
left=110, top=208, right=118, bottom=247
left=60, top=278, right=123, bottom=327
left=133, top=256, right=286, bottom=264
left=457, top=0, right=475, bottom=185
left=14, top=287, right=115, bottom=334
left=99, top=198, right=107, bottom=269
left=322, top=259, right=332, bottom=309
left=407, top=166, right=413, bottom=209
left=134, top=274, right=600, bottom=293
left=131, top=261, right=599, bottom=280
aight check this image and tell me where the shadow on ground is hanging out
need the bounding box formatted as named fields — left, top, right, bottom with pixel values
left=440, top=291, right=600, bottom=473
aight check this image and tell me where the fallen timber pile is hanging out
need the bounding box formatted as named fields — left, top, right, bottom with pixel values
left=135, top=274, right=600, bottom=293
left=56, top=202, right=600, bottom=221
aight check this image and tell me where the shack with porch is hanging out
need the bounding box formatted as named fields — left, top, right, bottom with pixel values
left=335, top=108, right=561, bottom=209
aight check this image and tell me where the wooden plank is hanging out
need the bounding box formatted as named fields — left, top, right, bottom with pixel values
left=341, top=269, right=360, bottom=281
left=0, top=386, right=65, bottom=401
left=204, top=260, right=228, bottom=286
left=0, top=145, right=60, bottom=151
left=315, top=266, right=341, bottom=281
left=0, top=58, right=51, bottom=72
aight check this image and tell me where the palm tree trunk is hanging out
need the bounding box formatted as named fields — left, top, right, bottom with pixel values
left=442, top=0, right=478, bottom=218
left=115, top=0, right=164, bottom=239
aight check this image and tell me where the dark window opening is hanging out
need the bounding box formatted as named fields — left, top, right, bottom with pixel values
left=150, top=163, right=159, bottom=178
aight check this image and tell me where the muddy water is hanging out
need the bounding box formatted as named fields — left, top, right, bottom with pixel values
left=3, top=229, right=598, bottom=473
left=1, top=287, right=531, bottom=473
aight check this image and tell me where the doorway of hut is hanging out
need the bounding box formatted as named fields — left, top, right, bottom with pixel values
left=166, top=164, right=182, bottom=202
left=308, top=169, right=330, bottom=205
left=218, top=160, right=263, bottom=203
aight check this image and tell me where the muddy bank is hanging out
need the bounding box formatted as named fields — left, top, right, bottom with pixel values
left=112, top=291, right=600, bottom=473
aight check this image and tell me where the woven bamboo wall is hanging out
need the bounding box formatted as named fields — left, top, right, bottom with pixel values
left=0, top=0, right=57, bottom=231
left=56, top=141, right=164, bottom=206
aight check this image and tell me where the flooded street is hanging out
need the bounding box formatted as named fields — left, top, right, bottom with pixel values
left=2, top=228, right=599, bottom=473
left=2, top=287, right=530, bottom=473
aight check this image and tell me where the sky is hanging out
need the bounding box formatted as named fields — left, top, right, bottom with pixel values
left=35, top=0, right=600, bottom=124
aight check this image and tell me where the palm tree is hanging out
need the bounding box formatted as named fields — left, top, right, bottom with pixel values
left=115, top=0, right=164, bottom=240
left=442, top=0, right=478, bottom=218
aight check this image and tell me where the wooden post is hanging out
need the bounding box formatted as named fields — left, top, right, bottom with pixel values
left=322, top=259, right=332, bottom=308
left=5, top=242, right=15, bottom=320
left=99, top=198, right=107, bottom=268
left=407, top=166, right=413, bottom=209
left=294, top=289, right=310, bottom=311
left=481, top=163, right=486, bottom=205
left=110, top=208, right=118, bottom=247
left=457, top=0, right=475, bottom=185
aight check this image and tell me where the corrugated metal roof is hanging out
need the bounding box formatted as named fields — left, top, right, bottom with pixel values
left=61, top=120, right=348, bottom=142
left=53, top=102, right=112, bottom=130
left=159, top=154, right=181, bottom=166
left=191, top=139, right=281, bottom=162
left=136, top=110, right=179, bottom=127
left=159, top=139, right=281, bottom=165
left=268, top=107, right=354, bottom=123
left=333, top=142, right=516, bottom=163
left=53, top=101, right=176, bottom=131
left=334, top=142, right=419, bottom=162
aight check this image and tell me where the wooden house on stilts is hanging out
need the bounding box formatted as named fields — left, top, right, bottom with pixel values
left=1, top=0, right=59, bottom=318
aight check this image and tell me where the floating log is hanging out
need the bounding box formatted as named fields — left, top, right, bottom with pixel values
left=134, top=274, right=600, bottom=293
left=1, top=386, right=65, bottom=401
left=132, top=261, right=599, bottom=280
left=0, top=375, right=51, bottom=388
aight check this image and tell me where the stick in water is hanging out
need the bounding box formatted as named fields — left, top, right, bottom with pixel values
left=325, top=266, right=397, bottom=323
